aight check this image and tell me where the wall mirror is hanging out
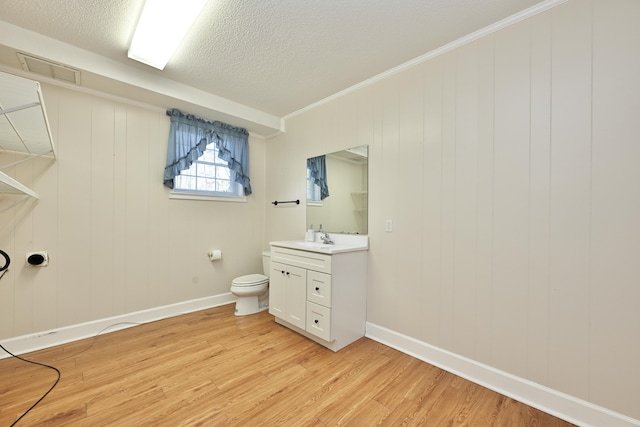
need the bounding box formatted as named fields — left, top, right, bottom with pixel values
left=307, top=145, right=368, bottom=235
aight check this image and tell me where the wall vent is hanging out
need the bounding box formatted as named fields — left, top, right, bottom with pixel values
left=17, top=53, right=81, bottom=85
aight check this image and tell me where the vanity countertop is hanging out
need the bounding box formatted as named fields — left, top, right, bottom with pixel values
left=270, top=234, right=368, bottom=255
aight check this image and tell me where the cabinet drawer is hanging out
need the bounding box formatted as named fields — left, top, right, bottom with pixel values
left=306, top=301, right=332, bottom=342
left=307, top=270, right=331, bottom=308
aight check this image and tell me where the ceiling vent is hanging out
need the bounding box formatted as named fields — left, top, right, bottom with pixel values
left=17, top=53, right=81, bottom=85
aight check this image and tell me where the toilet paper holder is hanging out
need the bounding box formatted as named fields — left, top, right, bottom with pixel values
left=208, top=250, right=222, bottom=261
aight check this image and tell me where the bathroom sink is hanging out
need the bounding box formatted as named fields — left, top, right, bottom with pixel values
left=293, top=242, right=335, bottom=250
left=270, top=237, right=369, bottom=254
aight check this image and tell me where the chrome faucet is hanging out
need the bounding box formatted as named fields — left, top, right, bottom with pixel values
left=321, top=232, right=334, bottom=245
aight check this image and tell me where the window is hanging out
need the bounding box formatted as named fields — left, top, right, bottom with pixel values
left=173, top=143, right=243, bottom=197
left=163, top=108, right=251, bottom=201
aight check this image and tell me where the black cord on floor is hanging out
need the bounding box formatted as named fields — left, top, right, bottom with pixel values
left=0, top=321, right=141, bottom=425
left=0, top=343, right=61, bottom=427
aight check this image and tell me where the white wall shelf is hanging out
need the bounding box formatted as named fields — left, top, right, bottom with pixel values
left=0, top=172, right=39, bottom=198
left=0, top=71, right=56, bottom=200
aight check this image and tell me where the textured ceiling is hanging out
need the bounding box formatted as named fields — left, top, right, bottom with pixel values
left=0, top=0, right=550, bottom=134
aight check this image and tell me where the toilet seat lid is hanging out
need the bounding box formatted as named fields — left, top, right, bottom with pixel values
left=233, top=274, right=268, bottom=286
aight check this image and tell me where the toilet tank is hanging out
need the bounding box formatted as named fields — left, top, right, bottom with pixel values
left=262, top=251, right=271, bottom=276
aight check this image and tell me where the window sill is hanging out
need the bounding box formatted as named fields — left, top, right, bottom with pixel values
left=170, top=191, right=247, bottom=203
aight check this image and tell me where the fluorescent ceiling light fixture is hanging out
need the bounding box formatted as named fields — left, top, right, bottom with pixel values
left=128, top=0, right=208, bottom=70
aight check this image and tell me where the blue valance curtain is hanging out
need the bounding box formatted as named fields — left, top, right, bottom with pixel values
left=307, top=155, right=329, bottom=200
left=163, top=108, right=252, bottom=195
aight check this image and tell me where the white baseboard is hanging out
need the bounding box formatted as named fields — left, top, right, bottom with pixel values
left=0, top=293, right=236, bottom=358
left=365, top=322, right=640, bottom=427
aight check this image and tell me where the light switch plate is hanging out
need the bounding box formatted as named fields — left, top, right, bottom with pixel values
left=385, top=220, right=393, bottom=232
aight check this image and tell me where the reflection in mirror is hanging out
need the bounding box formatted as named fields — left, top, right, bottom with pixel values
left=307, top=145, right=368, bottom=235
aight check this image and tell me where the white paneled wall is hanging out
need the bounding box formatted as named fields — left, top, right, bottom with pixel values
left=589, top=0, right=640, bottom=414
left=266, top=0, right=640, bottom=420
left=0, top=85, right=266, bottom=340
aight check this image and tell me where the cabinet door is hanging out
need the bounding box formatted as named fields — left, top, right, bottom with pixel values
left=268, top=261, right=287, bottom=318
left=269, top=261, right=307, bottom=330
left=284, top=264, right=306, bottom=329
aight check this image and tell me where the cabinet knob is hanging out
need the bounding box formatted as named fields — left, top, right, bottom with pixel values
left=286, top=271, right=290, bottom=276
left=281, top=270, right=285, bottom=274
left=314, top=319, right=319, bottom=324
left=315, top=287, right=320, bottom=291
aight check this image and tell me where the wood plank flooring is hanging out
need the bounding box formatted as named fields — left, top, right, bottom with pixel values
left=1, top=304, right=575, bottom=426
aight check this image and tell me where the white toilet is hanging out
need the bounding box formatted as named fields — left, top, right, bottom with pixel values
left=230, top=251, right=270, bottom=316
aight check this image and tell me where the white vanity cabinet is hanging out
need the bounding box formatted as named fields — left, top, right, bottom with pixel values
left=269, top=243, right=367, bottom=352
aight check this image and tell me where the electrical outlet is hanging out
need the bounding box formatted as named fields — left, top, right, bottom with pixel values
left=385, top=219, right=393, bottom=232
